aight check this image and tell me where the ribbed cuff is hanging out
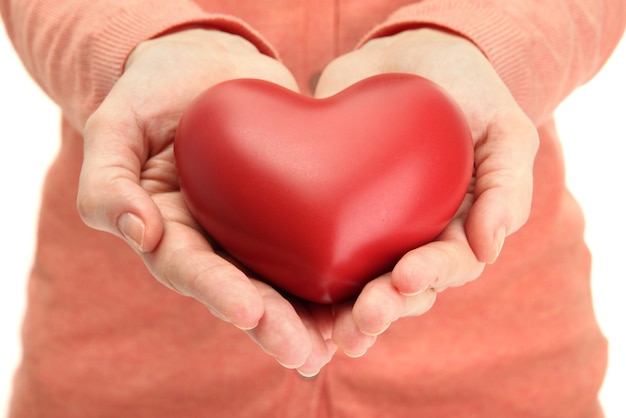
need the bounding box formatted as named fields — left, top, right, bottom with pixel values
left=358, top=2, right=535, bottom=115
left=88, top=1, right=278, bottom=111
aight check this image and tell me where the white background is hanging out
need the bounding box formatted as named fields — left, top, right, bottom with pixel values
left=1, top=23, right=625, bottom=417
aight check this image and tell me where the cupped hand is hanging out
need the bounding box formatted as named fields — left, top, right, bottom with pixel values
left=76, top=28, right=335, bottom=376
left=316, top=28, right=539, bottom=357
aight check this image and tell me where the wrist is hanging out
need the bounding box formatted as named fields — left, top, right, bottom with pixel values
left=358, top=27, right=488, bottom=78
left=362, top=27, right=478, bottom=54
left=125, top=28, right=260, bottom=72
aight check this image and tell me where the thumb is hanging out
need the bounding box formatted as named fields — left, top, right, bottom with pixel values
left=77, top=109, right=163, bottom=253
left=466, top=114, right=539, bottom=263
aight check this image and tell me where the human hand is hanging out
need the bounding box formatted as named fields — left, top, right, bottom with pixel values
left=76, top=28, right=336, bottom=376
left=316, top=28, right=539, bottom=357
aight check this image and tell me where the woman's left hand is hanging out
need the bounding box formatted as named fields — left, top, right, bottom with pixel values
left=316, top=28, right=539, bottom=358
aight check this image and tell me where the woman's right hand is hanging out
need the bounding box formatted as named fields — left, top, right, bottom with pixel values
left=76, top=28, right=337, bottom=376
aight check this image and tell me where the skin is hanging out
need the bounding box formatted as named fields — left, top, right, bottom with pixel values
left=77, top=27, right=538, bottom=377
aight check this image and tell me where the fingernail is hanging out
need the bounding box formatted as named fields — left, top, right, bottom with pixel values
left=297, top=368, right=320, bottom=378
left=490, top=226, right=506, bottom=264
left=233, top=321, right=259, bottom=331
left=275, top=358, right=303, bottom=370
left=118, top=212, right=145, bottom=252
left=361, top=322, right=390, bottom=337
left=399, top=283, right=430, bottom=297
left=344, top=348, right=368, bottom=358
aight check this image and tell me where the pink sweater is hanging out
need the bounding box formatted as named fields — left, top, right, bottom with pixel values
left=2, top=1, right=625, bottom=417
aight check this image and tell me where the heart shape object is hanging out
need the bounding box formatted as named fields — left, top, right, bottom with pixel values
left=175, top=73, right=473, bottom=303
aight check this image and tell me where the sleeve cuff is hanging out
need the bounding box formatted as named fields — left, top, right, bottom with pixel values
left=88, top=1, right=278, bottom=115
left=357, top=2, right=536, bottom=116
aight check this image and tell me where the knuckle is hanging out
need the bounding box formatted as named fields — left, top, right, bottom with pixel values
left=75, top=187, right=101, bottom=227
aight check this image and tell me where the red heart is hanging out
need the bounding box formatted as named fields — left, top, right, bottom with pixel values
left=175, top=73, right=473, bottom=303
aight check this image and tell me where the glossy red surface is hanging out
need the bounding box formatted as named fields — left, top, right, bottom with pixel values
left=175, top=73, right=473, bottom=303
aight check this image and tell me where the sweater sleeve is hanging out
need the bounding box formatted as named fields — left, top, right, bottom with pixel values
left=0, top=0, right=278, bottom=130
left=360, top=0, right=626, bottom=125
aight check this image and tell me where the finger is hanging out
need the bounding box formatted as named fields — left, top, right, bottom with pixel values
left=391, top=213, right=486, bottom=295
left=77, top=106, right=163, bottom=253
left=466, top=113, right=539, bottom=263
left=148, top=214, right=311, bottom=368
left=293, top=303, right=338, bottom=377
left=142, top=218, right=266, bottom=331
left=245, top=282, right=313, bottom=370
left=351, top=275, right=437, bottom=336
left=331, top=300, right=377, bottom=358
